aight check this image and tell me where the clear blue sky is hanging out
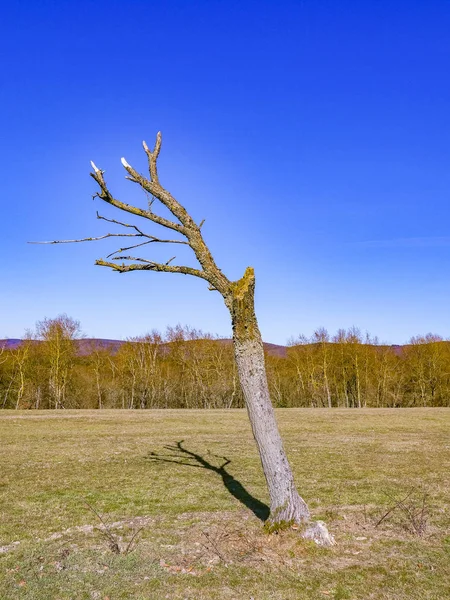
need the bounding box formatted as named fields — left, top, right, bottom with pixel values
left=2, top=0, right=450, bottom=344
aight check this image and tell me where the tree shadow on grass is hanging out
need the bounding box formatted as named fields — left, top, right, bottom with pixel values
left=146, top=440, right=269, bottom=521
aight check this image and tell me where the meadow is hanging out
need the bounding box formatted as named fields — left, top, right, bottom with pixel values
left=0, top=408, right=449, bottom=599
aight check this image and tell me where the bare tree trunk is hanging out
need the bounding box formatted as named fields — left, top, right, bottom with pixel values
left=15, top=370, right=25, bottom=410
left=96, top=368, right=103, bottom=409
left=35, top=386, right=41, bottom=410
left=324, top=373, right=332, bottom=408
left=225, top=270, right=334, bottom=543
left=2, top=372, right=14, bottom=409
left=226, top=268, right=310, bottom=525
left=234, top=335, right=310, bottom=523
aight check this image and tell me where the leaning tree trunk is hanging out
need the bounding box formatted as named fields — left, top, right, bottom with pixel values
left=226, top=269, right=335, bottom=544
left=226, top=267, right=310, bottom=525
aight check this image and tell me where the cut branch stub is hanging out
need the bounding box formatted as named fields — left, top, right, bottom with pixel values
left=227, top=267, right=258, bottom=341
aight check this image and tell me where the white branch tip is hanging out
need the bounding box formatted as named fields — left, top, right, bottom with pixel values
left=121, top=157, right=130, bottom=169
left=142, top=140, right=149, bottom=152
left=90, top=160, right=100, bottom=173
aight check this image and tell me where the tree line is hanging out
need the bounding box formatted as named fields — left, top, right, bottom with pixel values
left=1, top=316, right=449, bottom=410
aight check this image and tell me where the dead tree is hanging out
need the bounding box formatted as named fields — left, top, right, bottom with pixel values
left=38, top=133, right=334, bottom=544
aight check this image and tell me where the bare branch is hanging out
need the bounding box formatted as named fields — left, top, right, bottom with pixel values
left=96, top=257, right=210, bottom=281
left=111, top=255, right=160, bottom=263
left=119, top=135, right=197, bottom=231
left=94, top=214, right=189, bottom=248
left=142, top=131, right=161, bottom=183
left=375, top=489, right=416, bottom=528
left=83, top=499, right=120, bottom=554
left=48, top=133, right=233, bottom=296
left=96, top=212, right=144, bottom=232
left=28, top=234, right=141, bottom=245
left=90, top=164, right=185, bottom=234
left=106, top=240, right=154, bottom=258
left=145, top=193, right=155, bottom=210
left=114, top=134, right=231, bottom=294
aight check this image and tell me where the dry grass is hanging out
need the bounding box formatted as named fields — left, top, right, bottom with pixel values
left=0, top=408, right=449, bottom=599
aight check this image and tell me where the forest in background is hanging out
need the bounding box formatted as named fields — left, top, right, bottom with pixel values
left=1, top=315, right=450, bottom=410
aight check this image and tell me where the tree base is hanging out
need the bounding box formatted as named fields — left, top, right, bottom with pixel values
left=266, top=494, right=336, bottom=547
left=264, top=517, right=336, bottom=546
left=302, top=520, right=336, bottom=547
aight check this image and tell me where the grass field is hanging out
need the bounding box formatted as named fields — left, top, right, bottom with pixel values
left=0, top=408, right=449, bottom=599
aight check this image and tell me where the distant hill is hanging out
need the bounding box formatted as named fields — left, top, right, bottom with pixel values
left=0, top=338, right=427, bottom=359
left=0, top=339, right=23, bottom=350
left=0, top=337, right=288, bottom=357
left=0, top=338, right=126, bottom=355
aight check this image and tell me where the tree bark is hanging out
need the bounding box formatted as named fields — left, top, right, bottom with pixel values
left=224, top=268, right=335, bottom=544
left=226, top=267, right=310, bottom=524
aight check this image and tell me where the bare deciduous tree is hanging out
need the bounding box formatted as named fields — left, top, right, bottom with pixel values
left=38, top=133, right=334, bottom=543
left=36, top=314, right=82, bottom=409
left=12, top=333, right=33, bottom=409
